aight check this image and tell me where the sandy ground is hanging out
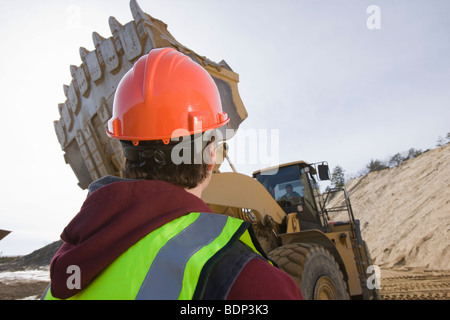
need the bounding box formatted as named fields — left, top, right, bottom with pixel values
left=380, top=267, right=450, bottom=300
left=0, top=267, right=49, bottom=300
left=379, top=267, right=450, bottom=300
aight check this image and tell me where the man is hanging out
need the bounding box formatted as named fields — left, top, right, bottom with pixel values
left=43, top=48, right=302, bottom=300
left=280, top=184, right=302, bottom=205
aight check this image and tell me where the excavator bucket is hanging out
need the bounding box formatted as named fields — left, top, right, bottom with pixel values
left=54, top=0, right=248, bottom=189
left=0, top=229, right=11, bottom=242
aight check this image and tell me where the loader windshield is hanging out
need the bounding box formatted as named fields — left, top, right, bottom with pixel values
left=254, top=165, right=302, bottom=208
left=254, top=163, right=323, bottom=230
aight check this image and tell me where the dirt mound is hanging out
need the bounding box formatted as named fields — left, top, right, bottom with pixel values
left=0, top=240, right=62, bottom=272
left=0, top=241, right=61, bottom=299
left=328, top=143, right=450, bottom=270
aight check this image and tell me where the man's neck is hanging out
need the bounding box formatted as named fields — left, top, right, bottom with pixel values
left=185, top=184, right=203, bottom=199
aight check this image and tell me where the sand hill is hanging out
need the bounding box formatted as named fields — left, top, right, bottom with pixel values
left=328, top=143, right=450, bottom=270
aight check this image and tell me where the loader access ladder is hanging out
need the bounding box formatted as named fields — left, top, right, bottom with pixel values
left=319, top=187, right=372, bottom=299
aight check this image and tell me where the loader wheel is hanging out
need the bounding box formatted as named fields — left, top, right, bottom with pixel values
left=268, top=243, right=349, bottom=300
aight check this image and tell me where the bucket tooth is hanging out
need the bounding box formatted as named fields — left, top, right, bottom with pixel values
left=130, top=0, right=151, bottom=42
left=60, top=102, right=74, bottom=132
left=70, top=65, right=89, bottom=98
left=109, top=16, right=142, bottom=61
left=130, top=0, right=146, bottom=23
left=79, top=47, right=89, bottom=59
left=108, top=16, right=124, bottom=54
left=80, top=47, right=103, bottom=83
left=92, top=32, right=105, bottom=68
left=69, top=65, right=77, bottom=77
left=109, top=16, right=124, bottom=33
left=63, top=84, right=70, bottom=98
left=92, top=32, right=120, bottom=73
left=57, top=102, right=64, bottom=115
left=67, top=78, right=81, bottom=114
left=54, top=119, right=66, bottom=147
left=92, top=31, right=106, bottom=48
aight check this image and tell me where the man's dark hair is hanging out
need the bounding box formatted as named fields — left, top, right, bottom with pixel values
left=121, top=134, right=215, bottom=189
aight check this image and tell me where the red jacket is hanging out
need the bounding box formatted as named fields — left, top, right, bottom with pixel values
left=50, top=176, right=302, bottom=300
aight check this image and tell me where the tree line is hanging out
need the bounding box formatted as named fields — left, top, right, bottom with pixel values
left=329, top=132, right=450, bottom=189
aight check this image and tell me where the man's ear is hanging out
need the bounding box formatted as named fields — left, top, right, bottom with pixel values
left=207, top=143, right=216, bottom=171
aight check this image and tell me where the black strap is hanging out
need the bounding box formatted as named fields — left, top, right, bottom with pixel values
left=200, top=240, right=264, bottom=300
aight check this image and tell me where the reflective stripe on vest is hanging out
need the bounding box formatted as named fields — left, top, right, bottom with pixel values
left=136, top=212, right=231, bottom=299
left=44, top=212, right=260, bottom=300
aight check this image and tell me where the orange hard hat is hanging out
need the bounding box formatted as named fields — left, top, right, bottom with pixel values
left=107, top=47, right=229, bottom=145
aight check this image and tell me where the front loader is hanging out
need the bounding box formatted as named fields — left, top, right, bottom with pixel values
left=203, top=158, right=380, bottom=299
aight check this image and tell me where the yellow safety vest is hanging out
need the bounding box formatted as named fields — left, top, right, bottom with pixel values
left=44, top=212, right=265, bottom=300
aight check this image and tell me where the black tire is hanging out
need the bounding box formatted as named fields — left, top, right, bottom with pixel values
left=269, top=243, right=349, bottom=300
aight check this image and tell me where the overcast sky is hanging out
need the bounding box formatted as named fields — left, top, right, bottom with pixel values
left=0, top=0, right=449, bottom=256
